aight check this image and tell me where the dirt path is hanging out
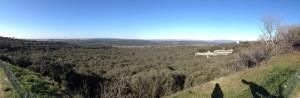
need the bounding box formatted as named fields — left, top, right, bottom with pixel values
left=0, top=67, right=15, bottom=97
left=0, top=64, right=6, bottom=97
left=0, top=68, right=7, bottom=97
left=296, top=94, right=300, bottom=98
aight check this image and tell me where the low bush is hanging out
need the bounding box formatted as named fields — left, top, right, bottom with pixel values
left=129, top=71, right=186, bottom=98
left=285, top=26, right=300, bottom=50
left=232, top=43, right=270, bottom=71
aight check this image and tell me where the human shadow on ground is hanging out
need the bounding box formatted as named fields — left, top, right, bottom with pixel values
left=241, top=79, right=283, bottom=98
left=211, top=83, right=223, bottom=98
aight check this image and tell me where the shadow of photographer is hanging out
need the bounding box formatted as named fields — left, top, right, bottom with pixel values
left=211, top=83, right=223, bottom=98
left=241, top=79, right=283, bottom=98
left=210, top=80, right=284, bottom=98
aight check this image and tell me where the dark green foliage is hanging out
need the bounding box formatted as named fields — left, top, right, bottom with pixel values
left=15, top=56, right=32, bottom=67
left=29, top=56, right=74, bottom=83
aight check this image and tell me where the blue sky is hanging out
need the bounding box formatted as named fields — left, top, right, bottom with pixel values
left=0, top=0, right=299, bottom=40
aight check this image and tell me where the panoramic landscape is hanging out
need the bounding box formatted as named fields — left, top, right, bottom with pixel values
left=0, top=0, right=300, bottom=98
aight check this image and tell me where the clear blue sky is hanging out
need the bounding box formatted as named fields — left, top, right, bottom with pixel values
left=0, top=0, right=299, bottom=40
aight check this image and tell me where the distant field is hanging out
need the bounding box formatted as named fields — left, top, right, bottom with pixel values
left=111, top=45, right=209, bottom=48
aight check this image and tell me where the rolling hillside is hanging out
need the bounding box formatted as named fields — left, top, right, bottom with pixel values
left=166, top=52, right=300, bottom=98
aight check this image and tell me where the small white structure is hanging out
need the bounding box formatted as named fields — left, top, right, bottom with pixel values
left=214, top=49, right=234, bottom=55
left=236, top=40, right=240, bottom=44
left=195, top=49, right=233, bottom=58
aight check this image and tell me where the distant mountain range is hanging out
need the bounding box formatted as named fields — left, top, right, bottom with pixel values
left=34, top=38, right=237, bottom=46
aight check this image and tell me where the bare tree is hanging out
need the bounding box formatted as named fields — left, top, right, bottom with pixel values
left=260, top=16, right=281, bottom=54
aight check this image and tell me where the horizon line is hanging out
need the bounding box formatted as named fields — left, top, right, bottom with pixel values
left=0, top=36, right=258, bottom=41
left=27, top=37, right=257, bottom=41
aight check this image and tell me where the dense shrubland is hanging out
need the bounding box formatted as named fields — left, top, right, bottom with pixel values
left=0, top=36, right=241, bottom=97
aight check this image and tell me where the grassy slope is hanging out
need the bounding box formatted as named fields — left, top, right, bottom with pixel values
left=166, top=52, right=300, bottom=98
left=0, top=68, right=17, bottom=97
left=1, top=61, right=65, bottom=96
